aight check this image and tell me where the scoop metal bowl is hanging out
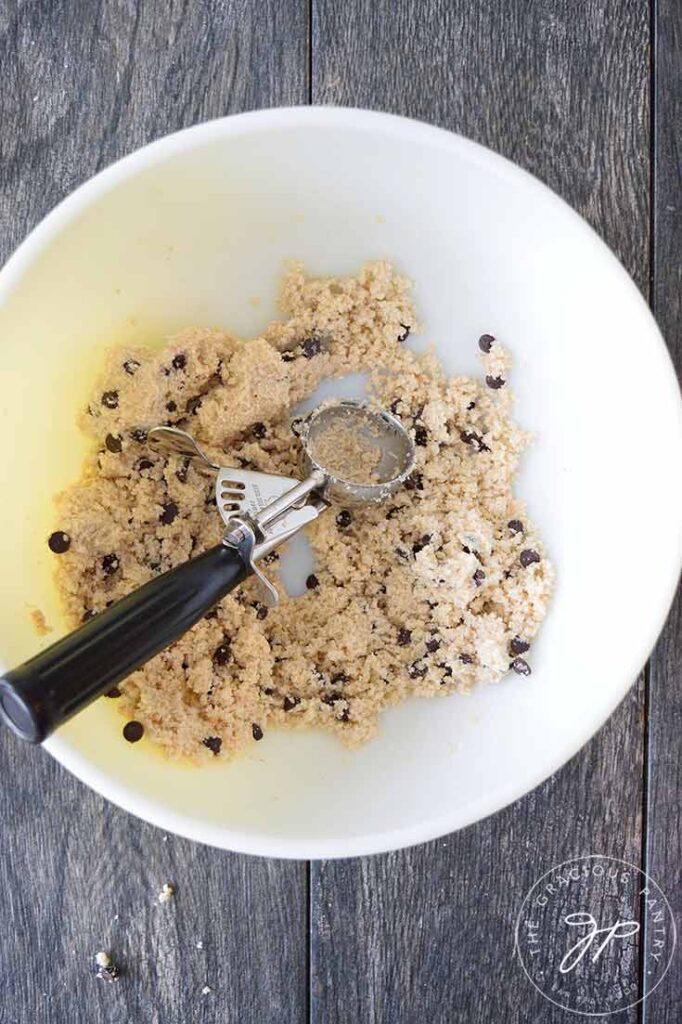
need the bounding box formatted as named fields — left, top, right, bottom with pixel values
left=299, top=399, right=416, bottom=506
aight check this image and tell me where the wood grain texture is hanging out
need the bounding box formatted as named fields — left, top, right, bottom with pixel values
left=311, top=1, right=651, bottom=1021
left=312, top=0, right=650, bottom=289
left=643, top=0, right=682, bottom=1017
left=0, top=2, right=308, bottom=1023
left=0, top=0, right=308, bottom=253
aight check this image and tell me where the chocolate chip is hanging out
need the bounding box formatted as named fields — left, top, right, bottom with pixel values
left=336, top=510, right=352, bottom=529
left=511, top=657, right=532, bottom=676
left=263, top=551, right=279, bottom=564
left=460, top=430, right=490, bottom=452
left=130, top=428, right=148, bottom=443
left=479, top=334, right=495, bottom=353
left=510, top=637, right=530, bottom=655
left=256, top=605, right=268, bottom=620
left=262, top=687, right=275, bottom=696
left=337, top=707, right=351, bottom=722
left=105, top=433, right=123, bottom=453
left=106, top=687, right=121, bottom=698
left=204, top=608, right=219, bottom=621
left=408, top=660, right=428, bottom=679
left=473, top=568, right=486, bottom=586
left=459, top=653, right=474, bottom=664
left=321, top=691, right=344, bottom=706
left=412, top=534, right=432, bottom=554
left=176, top=458, right=190, bottom=483
left=82, top=609, right=95, bottom=623
left=283, top=695, right=300, bottom=712
left=508, top=519, right=524, bottom=535
left=251, top=421, right=267, bottom=439
left=397, top=627, right=412, bottom=646
left=172, top=353, right=187, bottom=370
left=213, top=642, right=232, bottom=665
left=414, top=425, right=428, bottom=447
left=123, top=358, right=140, bottom=375
left=386, top=506, right=401, bottom=520
left=306, top=574, right=319, bottom=590
left=301, top=336, right=322, bottom=358
left=425, top=637, right=441, bottom=653
left=123, top=721, right=144, bottom=743
left=439, top=663, right=453, bottom=677
left=203, top=736, right=222, bottom=755
left=390, top=399, right=401, bottom=415
left=404, top=471, right=424, bottom=491
left=160, top=501, right=179, bottom=525
left=395, top=547, right=410, bottom=562
left=165, top=400, right=177, bottom=413
left=397, top=323, right=411, bottom=343
left=331, top=672, right=348, bottom=686
left=281, top=351, right=296, bottom=362
left=48, top=531, right=71, bottom=554
left=101, top=552, right=120, bottom=575
left=252, top=723, right=263, bottom=741
left=101, top=390, right=119, bottom=409
left=185, top=396, right=202, bottom=415
left=486, top=375, right=506, bottom=390
left=290, top=416, right=304, bottom=436
left=520, top=549, right=541, bottom=568
left=136, top=458, right=154, bottom=471
left=467, top=401, right=477, bottom=411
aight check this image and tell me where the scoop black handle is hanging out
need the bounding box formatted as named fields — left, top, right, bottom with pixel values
left=0, top=543, right=250, bottom=744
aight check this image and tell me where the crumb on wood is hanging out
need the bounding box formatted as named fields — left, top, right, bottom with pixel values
left=94, top=950, right=120, bottom=981
left=158, top=882, right=175, bottom=903
left=201, top=985, right=212, bottom=996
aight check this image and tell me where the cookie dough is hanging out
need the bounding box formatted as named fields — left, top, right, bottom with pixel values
left=51, top=262, right=553, bottom=761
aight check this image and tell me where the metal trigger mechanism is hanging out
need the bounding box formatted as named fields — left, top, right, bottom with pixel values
left=148, top=402, right=415, bottom=608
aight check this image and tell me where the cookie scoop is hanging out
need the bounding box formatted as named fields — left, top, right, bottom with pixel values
left=0, top=401, right=415, bottom=743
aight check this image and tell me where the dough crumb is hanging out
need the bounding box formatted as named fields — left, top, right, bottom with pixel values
left=94, top=950, right=120, bottom=981
left=201, top=985, right=212, bottom=996
left=158, top=882, right=175, bottom=903
left=29, top=608, right=52, bottom=636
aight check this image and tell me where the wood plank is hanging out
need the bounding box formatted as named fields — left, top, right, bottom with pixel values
left=311, top=1, right=650, bottom=1021
left=643, top=0, right=682, bottom=1017
left=0, top=2, right=309, bottom=1022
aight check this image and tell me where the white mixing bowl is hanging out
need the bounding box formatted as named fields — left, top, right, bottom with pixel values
left=1, top=107, right=680, bottom=858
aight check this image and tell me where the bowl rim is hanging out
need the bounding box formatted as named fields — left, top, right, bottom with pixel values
left=3, top=105, right=681, bottom=859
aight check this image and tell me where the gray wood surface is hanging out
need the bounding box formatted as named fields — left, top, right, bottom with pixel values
left=0, top=0, right=679, bottom=1022
left=644, top=0, right=682, bottom=1019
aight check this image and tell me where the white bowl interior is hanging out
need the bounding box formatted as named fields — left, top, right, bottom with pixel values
left=1, top=109, right=680, bottom=857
